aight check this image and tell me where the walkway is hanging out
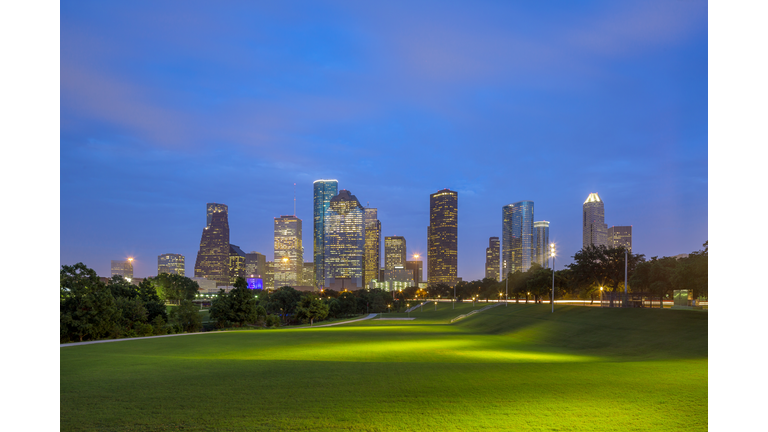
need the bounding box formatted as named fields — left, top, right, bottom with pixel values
left=306, top=313, right=378, bottom=328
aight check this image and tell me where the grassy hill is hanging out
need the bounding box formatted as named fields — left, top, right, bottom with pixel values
left=60, top=303, right=707, bottom=431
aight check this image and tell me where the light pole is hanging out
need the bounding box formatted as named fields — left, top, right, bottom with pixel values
left=600, top=286, right=603, bottom=307
left=434, top=301, right=437, bottom=311
left=550, top=243, right=556, bottom=313
left=624, top=247, right=628, bottom=308
left=505, top=275, right=508, bottom=307
left=407, top=304, right=410, bottom=318
left=453, top=284, right=456, bottom=309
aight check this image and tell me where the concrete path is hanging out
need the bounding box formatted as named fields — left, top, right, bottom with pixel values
left=306, top=313, right=378, bottom=328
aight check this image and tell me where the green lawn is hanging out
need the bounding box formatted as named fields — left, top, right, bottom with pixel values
left=60, top=303, right=707, bottom=431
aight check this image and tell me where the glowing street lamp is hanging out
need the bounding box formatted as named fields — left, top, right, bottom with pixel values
left=600, top=286, right=603, bottom=307
left=434, top=301, right=437, bottom=311
left=407, top=304, right=410, bottom=318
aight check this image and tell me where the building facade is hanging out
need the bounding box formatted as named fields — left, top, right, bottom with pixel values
left=502, top=201, right=535, bottom=275
left=608, top=225, right=632, bottom=252
left=111, top=259, right=134, bottom=279
left=384, top=236, right=406, bottom=273
left=363, top=208, right=381, bottom=287
left=207, top=203, right=228, bottom=227
left=264, top=261, right=275, bottom=290
left=324, top=190, right=365, bottom=289
left=534, top=221, right=550, bottom=268
left=583, top=193, right=608, bottom=249
left=157, top=253, right=185, bottom=276
left=274, top=215, right=303, bottom=288
left=405, top=259, right=423, bottom=284
left=428, top=189, right=458, bottom=286
left=194, top=204, right=230, bottom=286
left=485, top=237, right=500, bottom=281
left=313, top=180, right=339, bottom=289
left=229, top=244, right=246, bottom=285
left=245, top=251, right=266, bottom=278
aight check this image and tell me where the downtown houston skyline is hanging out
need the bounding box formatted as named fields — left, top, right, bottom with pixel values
left=60, top=1, right=708, bottom=279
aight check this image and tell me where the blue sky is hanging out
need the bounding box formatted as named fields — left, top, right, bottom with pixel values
left=60, top=0, right=708, bottom=279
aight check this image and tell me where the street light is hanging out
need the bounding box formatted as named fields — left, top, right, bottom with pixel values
left=434, top=301, right=437, bottom=311
left=600, top=286, right=603, bottom=307
left=407, top=304, right=410, bottom=318
left=550, top=243, right=556, bottom=313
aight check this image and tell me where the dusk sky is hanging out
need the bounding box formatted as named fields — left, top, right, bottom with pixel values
left=60, top=1, right=708, bottom=280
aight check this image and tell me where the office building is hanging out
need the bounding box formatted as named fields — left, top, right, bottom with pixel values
left=428, top=189, right=458, bottom=286
left=608, top=225, right=633, bottom=252
left=302, top=262, right=315, bottom=287
left=229, top=244, right=246, bottom=285
left=194, top=204, right=230, bottom=286
left=384, top=236, right=406, bottom=272
left=245, top=251, right=266, bottom=278
left=583, top=193, right=608, bottom=248
left=384, top=265, right=415, bottom=285
left=157, top=253, right=185, bottom=276
left=502, top=201, right=534, bottom=275
left=324, top=189, right=365, bottom=289
left=534, top=221, right=550, bottom=268
left=314, top=180, right=339, bottom=289
left=265, top=261, right=275, bottom=290
left=111, top=259, right=134, bottom=279
left=207, top=203, right=228, bottom=227
left=485, top=237, right=500, bottom=281
left=274, top=215, right=303, bottom=288
left=363, top=208, right=381, bottom=287
left=406, top=258, right=423, bottom=284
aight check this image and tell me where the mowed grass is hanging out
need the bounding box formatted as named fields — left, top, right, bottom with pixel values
left=60, top=303, right=707, bottom=431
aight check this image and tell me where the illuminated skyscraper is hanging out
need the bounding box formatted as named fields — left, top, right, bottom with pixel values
left=111, top=259, right=134, bottom=279
left=583, top=193, right=608, bottom=248
left=363, top=208, right=381, bottom=287
left=194, top=204, right=230, bottom=286
left=485, top=237, right=500, bottom=281
left=534, top=221, right=550, bottom=268
left=384, top=236, right=406, bottom=272
left=608, top=225, right=632, bottom=252
left=406, top=259, right=423, bottom=284
left=229, top=244, right=246, bottom=285
left=206, top=203, right=228, bottom=227
left=428, top=189, right=458, bottom=286
left=314, top=180, right=339, bottom=288
left=502, top=201, right=534, bottom=275
left=157, top=253, right=185, bottom=276
left=245, top=251, right=266, bottom=278
left=274, top=215, right=303, bottom=288
left=324, top=190, right=365, bottom=289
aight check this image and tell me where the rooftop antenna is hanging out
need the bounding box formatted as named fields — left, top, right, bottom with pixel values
left=293, top=183, right=296, bottom=216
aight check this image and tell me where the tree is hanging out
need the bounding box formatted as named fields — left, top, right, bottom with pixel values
left=137, top=278, right=168, bottom=322
left=671, top=242, right=708, bottom=300
left=567, top=245, right=645, bottom=307
left=267, top=286, right=302, bottom=323
left=295, top=294, right=330, bottom=325
left=170, top=300, right=202, bottom=333
left=60, top=263, right=119, bottom=342
left=526, top=264, right=553, bottom=304
left=209, top=289, right=232, bottom=328
left=227, top=277, right=259, bottom=326
left=631, top=256, right=677, bottom=308
left=151, top=273, right=200, bottom=304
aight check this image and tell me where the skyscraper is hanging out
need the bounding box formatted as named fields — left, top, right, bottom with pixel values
left=363, top=207, right=381, bottom=287
left=406, top=258, right=423, bottom=284
left=583, top=193, right=608, bottom=249
left=384, top=236, right=406, bottom=272
left=274, top=215, right=303, bottom=288
left=534, top=221, right=550, bottom=268
left=428, top=189, right=458, bottom=286
left=111, top=259, right=134, bottom=279
left=485, top=237, right=500, bottom=281
left=324, top=190, right=365, bottom=290
left=314, top=180, right=339, bottom=288
left=229, top=244, right=246, bottom=285
left=245, top=251, right=266, bottom=278
left=206, top=203, right=228, bottom=227
left=608, top=225, right=632, bottom=252
left=157, top=253, right=185, bottom=276
left=194, top=204, right=230, bottom=286
left=502, top=201, right=534, bottom=275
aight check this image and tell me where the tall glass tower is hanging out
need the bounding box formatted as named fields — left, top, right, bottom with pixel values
left=194, top=204, right=230, bottom=286
left=534, top=221, right=550, bottom=268
left=324, top=190, right=365, bottom=289
left=363, top=207, right=381, bottom=287
left=428, top=189, right=458, bottom=286
left=485, top=237, right=500, bottom=281
left=502, top=201, right=534, bottom=276
left=583, top=193, right=607, bottom=249
left=313, top=179, right=338, bottom=288
left=274, top=215, right=303, bottom=288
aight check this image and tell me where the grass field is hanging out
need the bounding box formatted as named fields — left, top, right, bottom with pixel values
left=60, top=303, right=707, bottom=431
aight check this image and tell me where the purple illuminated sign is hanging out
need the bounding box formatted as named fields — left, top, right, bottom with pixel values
left=247, top=278, right=263, bottom=290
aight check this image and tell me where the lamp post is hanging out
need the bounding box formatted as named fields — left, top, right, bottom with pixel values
left=434, top=301, right=437, bottom=311
left=407, top=304, right=410, bottom=318
left=550, top=243, right=556, bottom=313
left=453, top=284, right=456, bottom=310
left=624, top=247, right=628, bottom=308
left=505, top=275, right=508, bottom=307
left=600, top=286, right=603, bottom=307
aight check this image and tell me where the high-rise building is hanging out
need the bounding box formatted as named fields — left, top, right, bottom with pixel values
left=229, top=244, right=246, bottom=285
left=265, top=261, right=274, bottom=290
left=314, top=180, right=339, bottom=289
left=324, top=190, right=365, bottom=290
left=363, top=208, right=381, bottom=287
left=384, top=266, right=415, bottom=286
left=194, top=204, right=230, bottom=286
left=485, top=237, right=500, bottom=281
left=111, top=259, right=134, bottom=279
left=384, top=236, right=406, bottom=273
left=502, top=201, right=534, bottom=275
left=274, top=215, right=303, bottom=288
left=608, top=225, right=632, bottom=252
left=302, top=262, right=315, bottom=287
left=428, top=189, right=458, bottom=286
left=245, top=251, right=266, bottom=278
left=583, top=193, right=608, bottom=249
left=534, top=221, right=550, bottom=268
left=157, top=254, right=185, bottom=276
left=406, top=258, right=423, bottom=284
left=207, top=203, right=228, bottom=227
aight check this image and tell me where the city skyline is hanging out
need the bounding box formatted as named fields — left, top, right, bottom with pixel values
left=60, top=2, right=708, bottom=280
